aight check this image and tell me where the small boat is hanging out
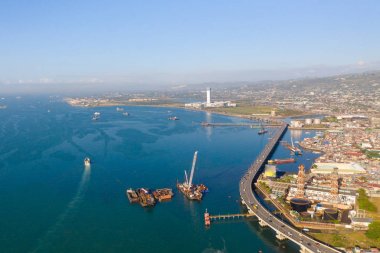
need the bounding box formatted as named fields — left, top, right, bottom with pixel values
left=122, top=112, right=130, bottom=116
left=84, top=157, right=91, bottom=166
left=116, top=107, right=124, bottom=112
left=168, top=116, right=179, bottom=121
left=92, top=112, right=101, bottom=120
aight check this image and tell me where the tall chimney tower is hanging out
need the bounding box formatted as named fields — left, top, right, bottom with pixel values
left=206, top=88, right=211, bottom=105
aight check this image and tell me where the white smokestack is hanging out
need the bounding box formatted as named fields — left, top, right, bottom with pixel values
left=206, top=88, right=211, bottom=105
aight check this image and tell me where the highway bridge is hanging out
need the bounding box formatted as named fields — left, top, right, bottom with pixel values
left=239, top=123, right=342, bottom=253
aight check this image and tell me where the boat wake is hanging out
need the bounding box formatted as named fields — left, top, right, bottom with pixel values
left=31, top=166, right=91, bottom=253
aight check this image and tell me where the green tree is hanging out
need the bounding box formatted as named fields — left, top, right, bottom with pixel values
left=366, top=221, right=380, bottom=239
left=358, top=188, right=377, bottom=212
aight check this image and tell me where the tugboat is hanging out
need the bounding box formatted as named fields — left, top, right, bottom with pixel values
left=258, top=124, right=268, bottom=135
left=84, top=157, right=91, bottom=166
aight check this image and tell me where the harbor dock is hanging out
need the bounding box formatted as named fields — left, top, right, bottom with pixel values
left=204, top=209, right=255, bottom=226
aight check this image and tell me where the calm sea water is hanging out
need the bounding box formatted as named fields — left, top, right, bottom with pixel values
left=0, top=96, right=318, bottom=253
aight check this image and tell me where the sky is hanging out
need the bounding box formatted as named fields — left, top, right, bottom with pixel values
left=0, top=0, right=380, bottom=92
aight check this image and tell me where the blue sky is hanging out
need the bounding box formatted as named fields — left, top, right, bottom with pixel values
left=1, top=0, right=380, bottom=90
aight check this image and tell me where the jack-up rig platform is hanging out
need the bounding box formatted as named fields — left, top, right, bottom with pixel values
left=177, top=151, right=208, bottom=200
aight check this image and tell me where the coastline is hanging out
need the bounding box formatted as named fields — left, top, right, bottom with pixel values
left=65, top=100, right=263, bottom=121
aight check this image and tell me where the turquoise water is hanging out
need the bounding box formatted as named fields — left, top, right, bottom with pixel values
left=0, top=96, right=315, bottom=253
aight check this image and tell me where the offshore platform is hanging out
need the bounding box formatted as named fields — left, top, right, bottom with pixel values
left=177, top=151, right=208, bottom=200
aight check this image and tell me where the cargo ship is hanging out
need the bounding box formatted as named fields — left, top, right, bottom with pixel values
left=126, top=188, right=139, bottom=203
left=268, top=158, right=296, bottom=165
left=152, top=188, right=174, bottom=202
left=177, top=151, right=208, bottom=201
left=136, top=188, right=156, bottom=207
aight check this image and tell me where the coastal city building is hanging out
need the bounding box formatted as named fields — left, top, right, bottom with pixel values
left=185, top=88, right=237, bottom=109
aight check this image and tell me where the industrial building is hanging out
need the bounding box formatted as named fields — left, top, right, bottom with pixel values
left=184, top=88, right=237, bottom=109
left=311, top=162, right=366, bottom=175
left=287, top=184, right=356, bottom=206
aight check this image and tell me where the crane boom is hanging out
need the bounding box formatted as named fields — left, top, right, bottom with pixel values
left=188, top=151, right=198, bottom=189
left=184, top=170, right=189, bottom=187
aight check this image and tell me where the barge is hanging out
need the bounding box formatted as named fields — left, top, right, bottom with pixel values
left=136, top=188, right=156, bottom=207
left=126, top=188, right=139, bottom=203
left=152, top=188, right=174, bottom=202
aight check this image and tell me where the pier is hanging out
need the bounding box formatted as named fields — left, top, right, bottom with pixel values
left=204, top=210, right=255, bottom=226
left=209, top=213, right=255, bottom=220
left=239, top=122, right=342, bottom=253
left=201, top=122, right=281, bottom=128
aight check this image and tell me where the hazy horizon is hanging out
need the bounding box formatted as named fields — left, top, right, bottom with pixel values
left=1, top=0, right=380, bottom=93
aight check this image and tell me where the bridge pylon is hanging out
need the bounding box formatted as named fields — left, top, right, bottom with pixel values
left=300, top=246, right=313, bottom=253
left=275, top=232, right=287, bottom=241
left=258, top=218, right=268, bottom=227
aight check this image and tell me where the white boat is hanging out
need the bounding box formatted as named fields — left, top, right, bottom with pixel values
left=84, top=157, right=91, bottom=166
left=116, top=107, right=124, bottom=112
left=92, top=112, right=101, bottom=120
left=122, top=112, right=129, bottom=116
